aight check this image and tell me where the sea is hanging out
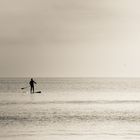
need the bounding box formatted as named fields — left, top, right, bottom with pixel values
left=1, top=78, right=140, bottom=140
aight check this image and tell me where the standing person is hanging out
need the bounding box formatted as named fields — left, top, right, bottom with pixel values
left=29, top=78, right=37, bottom=93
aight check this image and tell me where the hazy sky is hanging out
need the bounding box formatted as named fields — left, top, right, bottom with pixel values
left=1, top=0, right=140, bottom=77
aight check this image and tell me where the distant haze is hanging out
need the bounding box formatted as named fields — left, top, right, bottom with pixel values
left=0, top=0, right=140, bottom=77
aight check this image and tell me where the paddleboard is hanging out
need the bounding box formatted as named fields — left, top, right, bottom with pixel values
left=35, top=91, right=41, bottom=93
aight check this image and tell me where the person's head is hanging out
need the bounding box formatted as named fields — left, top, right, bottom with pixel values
left=31, top=78, right=33, bottom=81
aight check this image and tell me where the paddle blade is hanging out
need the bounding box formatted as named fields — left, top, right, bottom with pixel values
left=21, top=86, right=29, bottom=90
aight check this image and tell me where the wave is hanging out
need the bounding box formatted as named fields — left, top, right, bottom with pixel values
left=1, top=100, right=140, bottom=105
left=0, top=111, right=140, bottom=123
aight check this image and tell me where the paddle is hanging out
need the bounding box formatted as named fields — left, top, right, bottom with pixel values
left=21, top=86, right=29, bottom=90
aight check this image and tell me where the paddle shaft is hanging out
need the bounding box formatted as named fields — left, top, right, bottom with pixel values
left=21, top=86, right=29, bottom=90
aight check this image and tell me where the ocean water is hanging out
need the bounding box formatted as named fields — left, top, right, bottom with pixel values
left=1, top=78, right=140, bottom=140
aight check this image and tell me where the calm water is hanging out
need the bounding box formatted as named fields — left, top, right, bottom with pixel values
left=1, top=78, right=140, bottom=140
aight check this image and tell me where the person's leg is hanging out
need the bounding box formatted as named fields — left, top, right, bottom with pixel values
left=31, top=86, right=33, bottom=93
left=33, top=86, right=34, bottom=93
left=30, top=86, right=32, bottom=93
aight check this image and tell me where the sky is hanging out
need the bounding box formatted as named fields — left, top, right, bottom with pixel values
left=0, top=0, right=140, bottom=77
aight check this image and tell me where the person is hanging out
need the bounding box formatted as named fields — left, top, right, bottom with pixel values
left=29, top=78, right=37, bottom=93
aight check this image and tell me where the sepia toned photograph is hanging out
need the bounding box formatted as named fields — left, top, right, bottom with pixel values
left=0, top=0, right=140, bottom=139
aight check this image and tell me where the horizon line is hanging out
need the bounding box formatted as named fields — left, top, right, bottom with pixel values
left=0, top=76, right=140, bottom=79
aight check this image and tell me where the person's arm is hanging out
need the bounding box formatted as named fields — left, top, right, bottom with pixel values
left=34, top=81, right=37, bottom=84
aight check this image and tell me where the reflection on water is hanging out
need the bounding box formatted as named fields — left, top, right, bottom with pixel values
left=1, top=78, right=140, bottom=140
left=1, top=97, right=140, bottom=140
